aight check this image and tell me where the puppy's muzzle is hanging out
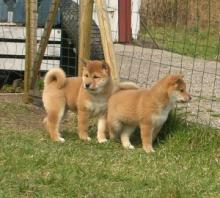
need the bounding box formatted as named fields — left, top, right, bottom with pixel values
left=180, top=94, right=192, bottom=103
left=85, top=83, right=91, bottom=89
left=84, top=83, right=97, bottom=92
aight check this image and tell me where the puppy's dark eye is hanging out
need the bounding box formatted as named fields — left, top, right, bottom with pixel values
left=93, top=75, right=100, bottom=79
left=85, top=74, right=89, bottom=78
left=180, top=89, right=184, bottom=92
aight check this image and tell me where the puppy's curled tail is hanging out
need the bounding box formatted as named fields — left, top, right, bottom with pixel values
left=113, top=81, right=139, bottom=93
left=44, top=68, right=66, bottom=89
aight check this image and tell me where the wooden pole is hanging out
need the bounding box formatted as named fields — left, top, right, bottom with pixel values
left=78, top=0, right=94, bottom=76
left=94, top=0, right=119, bottom=81
left=23, top=0, right=32, bottom=103
left=30, top=0, right=60, bottom=89
left=30, top=0, right=37, bottom=81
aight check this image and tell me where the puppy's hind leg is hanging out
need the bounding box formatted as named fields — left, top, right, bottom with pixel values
left=43, top=117, right=48, bottom=129
left=108, top=126, right=115, bottom=140
left=46, top=107, right=65, bottom=143
left=121, top=126, right=135, bottom=150
left=107, top=120, right=122, bottom=140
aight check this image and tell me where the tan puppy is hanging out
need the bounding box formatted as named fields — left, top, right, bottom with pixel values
left=42, top=59, right=139, bottom=143
left=107, top=75, right=191, bottom=153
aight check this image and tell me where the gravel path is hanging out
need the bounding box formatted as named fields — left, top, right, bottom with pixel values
left=114, top=44, right=220, bottom=128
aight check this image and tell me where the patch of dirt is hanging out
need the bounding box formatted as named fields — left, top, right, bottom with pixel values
left=0, top=94, right=83, bottom=134
left=0, top=101, right=45, bottom=131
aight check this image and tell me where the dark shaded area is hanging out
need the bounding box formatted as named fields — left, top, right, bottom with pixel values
left=60, top=0, right=104, bottom=62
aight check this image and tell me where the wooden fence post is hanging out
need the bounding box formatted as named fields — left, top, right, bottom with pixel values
left=30, top=0, right=37, bottom=84
left=23, top=0, right=31, bottom=103
left=94, top=0, right=119, bottom=82
left=78, top=0, right=94, bottom=76
left=23, top=0, right=37, bottom=103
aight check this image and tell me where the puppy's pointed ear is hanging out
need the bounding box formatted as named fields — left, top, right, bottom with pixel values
left=102, top=61, right=111, bottom=74
left=80, top=58, right=89, bottom=67
left=172, top=75, right=183, bottom=85
left=178, top=73, right=184, bottom=79
left=102, top=61, right=109, bottom=70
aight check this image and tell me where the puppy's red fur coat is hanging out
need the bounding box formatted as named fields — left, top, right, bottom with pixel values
left=107, top=75, right=191, bottom=152
left=42, top=60, right=139, bottom=142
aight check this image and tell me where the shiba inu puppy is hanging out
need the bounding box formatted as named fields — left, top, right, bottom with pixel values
left=42, top=59, right=139, bottom=143
left=107, top=75, right=191, bottom=153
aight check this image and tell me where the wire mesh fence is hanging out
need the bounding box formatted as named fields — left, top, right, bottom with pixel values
left=0, top=0, right=61, bottom=90
left=0, top=0, right=219, bottom=128
left=115, top=0, right=220, bottom=128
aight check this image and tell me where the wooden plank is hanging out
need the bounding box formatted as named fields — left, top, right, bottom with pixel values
left=0, top=58, right=60, bottom=71
left=0, top=42, right=60, bottom=56
left=0, top=26, right=61, bottom=41
left=94, top=0, right=119, bottom=81
left=31, top=0, right=60, bottom=88
left=78, top=0, right=94, bottom=76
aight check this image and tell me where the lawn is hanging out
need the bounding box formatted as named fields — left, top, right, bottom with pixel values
left=0, top=101, right=220, bottom=197
left=140, top=25, right=220, bottom=61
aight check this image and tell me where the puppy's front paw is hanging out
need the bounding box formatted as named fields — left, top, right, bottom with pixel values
left=123, top=144, right=135, bottom=150
left=143, top=145, right=155, bottom=153
left=98, top=138, right=108, bottom=143
left=53, top=136, right=65, bottom=143
left=79, top=135, right=91, bottom=141
left=58, top=137, right=65, bottom=143
left=127, top=144, right=135, bottom=149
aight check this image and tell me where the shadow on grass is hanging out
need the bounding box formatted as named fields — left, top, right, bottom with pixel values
left=60, top=111, right=188, bottom=148
left=61, top=117, right=98, bottom=140
left=129, top=110, right=187, bottom=148
left=61, top=130, right=78, bottom=140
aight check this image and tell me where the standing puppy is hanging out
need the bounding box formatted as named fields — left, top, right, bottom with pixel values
left=107, top=75, right=191, bottom=153
left=42, top=59, right=139, bottom=143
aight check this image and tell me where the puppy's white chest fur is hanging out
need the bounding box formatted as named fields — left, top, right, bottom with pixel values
left=85, top=98, right=107, bottom=116
left=152, top=104, right=173, bottom=128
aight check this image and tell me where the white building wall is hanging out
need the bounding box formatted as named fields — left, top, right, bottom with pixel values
left=131, top=0, right=141, bottom=39
left=93, top=0, right=118, bottom=42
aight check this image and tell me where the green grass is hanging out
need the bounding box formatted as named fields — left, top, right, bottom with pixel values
left=211, top=113, right=220, bottom=118
left=0, top=101, right=220, bottom=197
left=140, top=25, right=220, bottom=60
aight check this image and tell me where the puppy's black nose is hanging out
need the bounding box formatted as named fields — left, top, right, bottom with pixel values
left=85, top=84, right=90, bottom=89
